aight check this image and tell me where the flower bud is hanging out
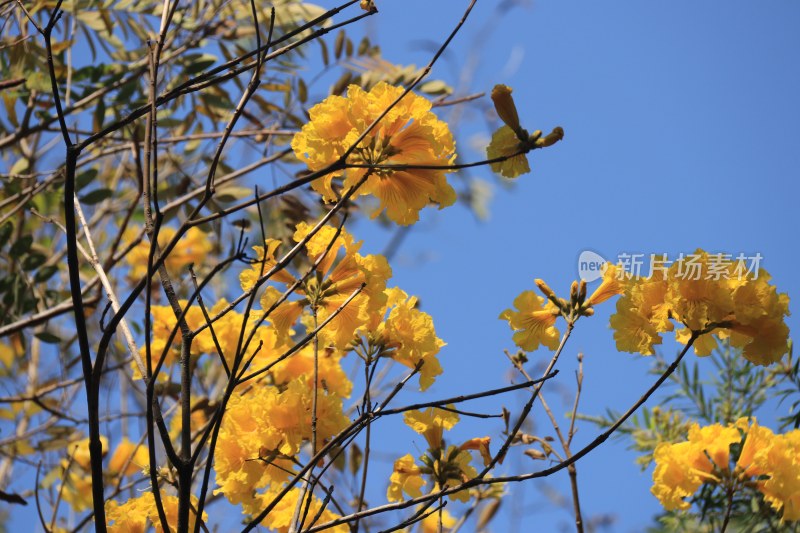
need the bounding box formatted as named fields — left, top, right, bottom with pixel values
left=534, top=126, right=564, bottom=148
left=535, top=278, right=556, bottom=300
left=491, top=85, right=523, bottom=136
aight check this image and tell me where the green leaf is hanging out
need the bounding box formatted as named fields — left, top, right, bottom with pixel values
left=318, top=38, right=329, bottom=66
left=334, top=30, right=345, bottom=60
left=76, top=168, right=99, bottom=191
left=9, top=158, right=29, bottom=176
left=93, top=97, right=105, bottom=130
left=79, top=188, right=113, bottom=205
left=34, top=331, right=61, bottom=344
left=9, top=235, right=32, bottom=256
left=25, top=72, right=51, bottom=92
left=22, top=253, right=46, bottom=271
left=419, top=80, right=452, bottom=96
left=183, top=53, right=218, bottom=75
left=34, top=265, right=59, bottom=283
left=0, top=223, right=13, bottom=248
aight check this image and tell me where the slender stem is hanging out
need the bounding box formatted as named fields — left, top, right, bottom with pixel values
left=353, top=358, right=373, bottom=533
left=507, top=351, right=583, bottom=533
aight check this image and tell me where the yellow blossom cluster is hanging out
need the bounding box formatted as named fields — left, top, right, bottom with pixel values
left=501, top=250, right=790, bottom=365
left=125, top=226, right=212, bottom=280
left=610, top=250, right=790, bottom=364
left=240, top=487, right=349, bottom=533
left=213, top=377, right=349, bottom=511
left=292, top=82, right=457, bottom=225
left=106, top=492, right=207, bottom=533
left=53, top=436, right=148, bottom=513
left=240, top=223, right=391, bottom=351
left=135, top=299, right=291, bottom=380
left=652, top=418, right=800, bottom=521
left=358, top=286, right=445, bottom=390
left=387, top=407, right=489, bottom=504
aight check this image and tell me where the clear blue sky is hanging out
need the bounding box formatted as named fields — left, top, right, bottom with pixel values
left=350, top=1, right=800, bottom=531
left=6, top=1, right=800, bottom=531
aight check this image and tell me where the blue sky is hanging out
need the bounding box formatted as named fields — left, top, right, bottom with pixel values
left=5, top=1, right=800, bottom=531
left=348, top=1, right=800, bottom=531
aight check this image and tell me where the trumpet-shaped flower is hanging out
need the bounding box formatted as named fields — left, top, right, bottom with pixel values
left=387, top=453, right=427, bottom=502
left=108, top=438, right=149, bottom=477
left=486, top=125, right=530, bottom=178
left=499, top=290, right=561, bottom=352
left=292, top=82, right=457, bottom=225
left=404, top=407, right=460, bottom=450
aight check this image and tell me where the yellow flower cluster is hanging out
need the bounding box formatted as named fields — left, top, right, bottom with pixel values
left=652, top=418, right=800, bottom=521
left=53, top=436, right=148, bottom=513
left=611, top=250, right=790, bottom=364
left=387, top=407, right=489, bottom=504
left=292, top=82, right=457, bottom=225
left=360, top=287, right=445, bottom=390
left=241, top=223, right=392, bottom=350
left=213, top=377, right=349, bottom=510
left=106, top=493, right=207, bottom=533
left=125, top=226, right=212, bottom=280
left=136, top=299, right=291, bottom=380
left=241, top=487, right=349, bottom=533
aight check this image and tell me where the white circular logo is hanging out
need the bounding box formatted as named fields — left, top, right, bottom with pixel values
left=578, top=250, right=607, bottom=282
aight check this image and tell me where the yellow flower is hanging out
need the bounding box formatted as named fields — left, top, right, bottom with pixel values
left=686, top=422, right=740, bottom=471
left=404, top=407, right=459, bottom=450
left=106, top=493, right=206, bottom=533
left=608, top=249, right=790, bottom=364
left=651, top=422, right=741, bottom=511
left=439, top=448, right=478, bottom=502
left=736, top=418, right=775, bottom=477
left=245, top=224, right=392, bottom=351
left=499, top=290, right=561, bottom=352
left=68, top=436, right=108, bottom=471
left=418, top=507, right=456, bottom=533
left=667, top=250, right=735, bottom=333
left=270, top=344, right=353, bottom=398
left=292, top=82, right=457, bottom=225
left=651, top=441, right=708, bottom=511
left=486, top=125, right=530, bottom=178
left=378, top=287, right=445, bottom=390
left=60, top=468, right=95, bottom=512
left=214, top=377, right=349, bottom=509
left=245, top=487, right=349, bottom=532
left=108, top=438, right=149, bottom=477
left=610, top=300, right=664, bottom=355
left=388, top=454, right=427, bottom=502
left=239, top=239, right=295, bottom=291
left=460, top=436, right=494, bottom=467
left=734, top=421, right=800, bottom=521
left=490, top=84, right=523, bottom=135
left=125, top=226, right=212, bottom=280
left=586, top=263, right=625, bottom=306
